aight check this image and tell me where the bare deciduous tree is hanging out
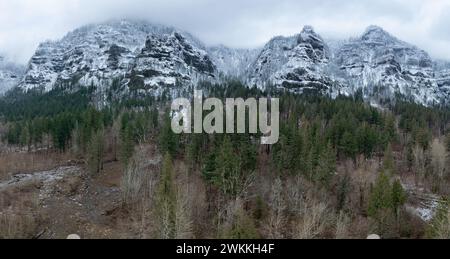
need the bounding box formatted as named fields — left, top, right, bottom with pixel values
left=175, top=184, right=194, bottom=239
left=293, top=195, right=330, bottom=239
left=121, top=152, right=155, bottom=208
left=335, top=211, right=351, bottom=239
left=266, top=178, right=286, bottom=239
left=430, top=139, right=447, bottom=180
left=412, top=145, right=426, bottom=185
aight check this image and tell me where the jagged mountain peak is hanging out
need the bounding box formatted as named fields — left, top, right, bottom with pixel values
left=247, top=25, right=448, bottom=105
left=302, top=25, right=315, bottom=32
left=296, top=25, right=329, bottom=61
left=12, top=20, right=450, bottom=105
left=20, top=19, right=217, bottom=97
left=247, top=26, right=332, bottom=92
left=334, top=25, right=444, bottom=104
left=363, top=25, right=388, bottom=35
left=299, top=25, right=322, bottom=39
left=44, top=19, right=193, bottom=53
left=298, top=25, right=325, bottom=46
left=360, top=25, right=405, bottom=46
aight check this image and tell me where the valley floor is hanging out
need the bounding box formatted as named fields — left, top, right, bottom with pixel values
left=0, top=144, right=444, bottom=239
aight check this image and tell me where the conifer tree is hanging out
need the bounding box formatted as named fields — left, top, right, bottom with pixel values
left=337, top=174, right=351, bottom=211
left=367, top=171, right=404, bottom=236
left=120, top=118, right=135, bottom=168
left=20, top=122, right=31, bottom=150
left=51, top=113, right=75, bottom=152
left=303, top=149, right=314, bottom=180
left=339, top=131, right=358, bottom=159
left=383, top=114, right=397, bottom=143
left=155, top=153, right=177, bottom=239
left=406, top=143, right=414, bottom=172
left=87, top=129, right=105, bottom=175
left=239, top=137, right=257, bottom=173
left=414, top=127, right=431, bottom=150
left=446, top=132, right=450, bottom=153
left=315, top=142, right=336, bottom=187
left=71, top=121, right=83, bottom=157
left=254, top=196, right=268, bottom=221
left=224, top=206, right=259, bottom=239
left=202, top=151, right=217, bottom=183
left=5, top=123, right=22, bottom=145
left=30, top=119, right=44, bottom=148
left=356, top=124, right=378, bottom=158
left=215, top=136, right=242, bottom=197
left=271, top=135, right=286, bottom=172
left=186, top=134, right=203, bottom=172
left=383, top=143, right=396, bottom=174
left=159, top=111, right=178, bottom=157
left=426, top=200, right=449, bottom=239
left=368, top=171, right=393, bottom=220
left=391, top=179, right=407, bottom=218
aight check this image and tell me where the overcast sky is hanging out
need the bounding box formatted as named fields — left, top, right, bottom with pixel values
left=1, top=0, right=450, bottom=63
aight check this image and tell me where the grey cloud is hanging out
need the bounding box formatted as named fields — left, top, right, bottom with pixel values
left=432, top=6, right=450, bottom=41
left=0, top=0, right=449, bottom=63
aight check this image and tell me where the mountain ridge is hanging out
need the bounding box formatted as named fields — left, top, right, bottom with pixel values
left=2, top=19, right=449, bottom=105
left=248, top=25, right=449, bottom=105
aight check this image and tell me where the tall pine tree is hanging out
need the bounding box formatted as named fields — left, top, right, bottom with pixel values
left=87, top=129, right=105, bottom=175
left=368, top=171, right=393, bottom=221
left=391, top=179, right=407, bottom=218
left=383, top=143, right=396, bottom=175
left=155, top=153, right=177, bottom=239
left=315, top=142, right=336, bottom=187
left=119, top=113, right=135, bottom=168
left=446, top=132, right=450, bottom=153
left=215, top=136, right=242, bottom=197
left=159, top=111, right=178, bottom=157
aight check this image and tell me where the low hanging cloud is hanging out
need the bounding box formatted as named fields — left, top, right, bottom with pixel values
left=1, top=0, right=449, bottom=64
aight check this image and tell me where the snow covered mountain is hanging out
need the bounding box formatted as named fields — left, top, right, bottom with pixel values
left=248, top=26, right=337, bottom=94
left=434, top=60, right=450, bottom=100
left=127, top=31, right=215, bottom=96
left=0, top=55, right=25, bottom=94
left=247, top=25, right=449, bottom=105
left=16, top=20, right=450, bottom=105
left=208, top=45, right=260, bottom=79
left=334, top=25, right=441, bottom=104
left=20, top=20, right=217, bottom=97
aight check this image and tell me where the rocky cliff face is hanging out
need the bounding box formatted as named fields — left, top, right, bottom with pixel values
left=434, top=61, right=450, bottom=100
left=16, top=20, right=450, bottom=105
left=20, top=20, right=217, bottom=96
left=248, top=26, right=336, bottom=93
left=247, top=25, right=448, bottom=104
left=126, top=32, right=215, bottom=97
left=334, top=25, right=441, bottom=104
